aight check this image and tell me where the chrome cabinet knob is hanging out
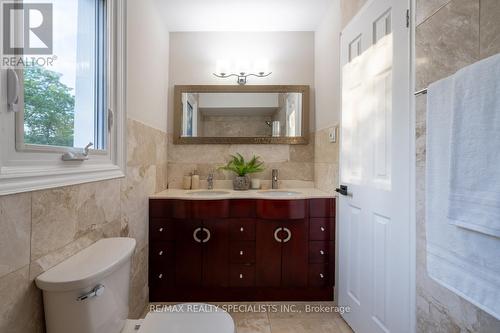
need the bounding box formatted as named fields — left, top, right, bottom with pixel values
left=320, top=250, right=325, bottom=255
left=239, top=250, right=244, bottom=256
left=240, top=227, right=244, bottom=232
left=158, top=250, right=164, bottom=256
left=239, top=274, right=243, bottom=279
left=158, top=227, right=164, bottom=232
left=320, top=227, right=325, bottom=232
left=158, top=274, right=163, bottom=279
left=320, top=273, right=324, bottom=279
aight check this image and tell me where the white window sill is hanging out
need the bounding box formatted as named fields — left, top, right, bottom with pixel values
left=0, top=163, right=125, bottom=196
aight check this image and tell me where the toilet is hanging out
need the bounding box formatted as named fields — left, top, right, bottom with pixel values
left=35, top=238, right=235, bottom=333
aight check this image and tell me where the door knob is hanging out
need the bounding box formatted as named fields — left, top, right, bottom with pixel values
left=335, top=185, right=350, bottom=196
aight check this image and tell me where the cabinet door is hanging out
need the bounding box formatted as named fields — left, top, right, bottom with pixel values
left=174, top=219, right=203, bottom=286
left=202, top=219, right=229, bottom=287
left=282, top=219, right=308, bottom=287
left=256, top=220, right=282, bottom=287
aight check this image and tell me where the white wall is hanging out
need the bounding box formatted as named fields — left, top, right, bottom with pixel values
left=127, top=0, right=170, bottom=132
left=314, top=1, right=341, bottom=130
left=168, top=32, right=315, bottom=133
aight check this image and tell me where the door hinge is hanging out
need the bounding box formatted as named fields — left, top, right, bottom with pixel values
left=406, top=9, right=410, bottom=28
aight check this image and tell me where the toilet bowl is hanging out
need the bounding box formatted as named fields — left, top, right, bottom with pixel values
left=35, top=238, right=235, bottom=333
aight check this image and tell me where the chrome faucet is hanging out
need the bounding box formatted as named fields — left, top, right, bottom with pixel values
left=272, top=169, right=279, bottom=189
left=207, top=173, right=214, bottom=190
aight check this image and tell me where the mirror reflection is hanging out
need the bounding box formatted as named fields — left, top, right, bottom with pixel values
left=181, top=92, right=303, bottom=138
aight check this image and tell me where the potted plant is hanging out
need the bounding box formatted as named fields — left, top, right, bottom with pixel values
left=219, top=154, right=265, bottom=190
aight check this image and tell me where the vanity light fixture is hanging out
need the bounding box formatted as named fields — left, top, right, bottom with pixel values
left=213, top=71, right=272, bottom=85
left=213, top=59, right=271, bottom=85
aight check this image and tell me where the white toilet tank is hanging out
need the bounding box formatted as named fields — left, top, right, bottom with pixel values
left=35, top=238, right=136, bottom=333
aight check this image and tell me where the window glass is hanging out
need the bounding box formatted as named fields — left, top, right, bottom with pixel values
left=21, top=0, right=106, bottom=150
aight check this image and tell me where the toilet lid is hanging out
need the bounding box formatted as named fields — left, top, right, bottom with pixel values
left=138, top=303, right=235, bottom=333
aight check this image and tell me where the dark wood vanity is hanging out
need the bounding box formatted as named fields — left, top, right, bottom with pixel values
left=148, top=197, right=335, bottom=301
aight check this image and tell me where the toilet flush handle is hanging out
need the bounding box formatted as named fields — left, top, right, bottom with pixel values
left=76, top=284, right=105, bottom=301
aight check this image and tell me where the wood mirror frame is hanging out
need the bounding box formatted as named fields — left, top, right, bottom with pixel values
left=173, top=85, right=310, bottom=144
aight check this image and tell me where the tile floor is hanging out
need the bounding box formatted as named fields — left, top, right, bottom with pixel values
left=145, top=302, right=354, bottom=333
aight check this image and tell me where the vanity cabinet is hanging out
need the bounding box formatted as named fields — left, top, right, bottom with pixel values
left=149, top=197, right=335, bottom=301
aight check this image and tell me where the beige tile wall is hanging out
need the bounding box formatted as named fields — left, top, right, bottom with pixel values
left=416, top=0, right=500, bottom=331
left=0, top=118, right=167, bottom=333
left=167, top=135, right=316, bottom=189
left=314, top=126, right=339, bottom=194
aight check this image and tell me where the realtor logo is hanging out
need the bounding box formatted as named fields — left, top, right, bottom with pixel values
left=2, top=2, right=53, bottom=55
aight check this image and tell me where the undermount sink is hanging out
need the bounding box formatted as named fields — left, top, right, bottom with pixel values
left=257, top=190, right=302, bottom=197
left=187, top=190, right=230, bottom=196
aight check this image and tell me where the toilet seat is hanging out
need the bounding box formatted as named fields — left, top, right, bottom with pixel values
left=128, top=303, right=235, bottom=333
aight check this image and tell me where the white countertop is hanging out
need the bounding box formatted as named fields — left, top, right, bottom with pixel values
left=150, top=188, right=335, bottom=200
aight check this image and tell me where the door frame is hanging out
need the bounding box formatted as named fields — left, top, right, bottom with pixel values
left=335, top=0, right=416, bottom=332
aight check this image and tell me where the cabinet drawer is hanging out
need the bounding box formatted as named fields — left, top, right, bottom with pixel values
left=149, top=267, right=174, bottom=288
left=230, top=241, right=256, bottom=264
left=308, top=263, right=331, bottom=287
left=150, top=242, right=175, bottom=266
left=309, top=241, right=332, bottom=263
left=309, top=199, right=335, bottom=218
left=229, top=219, right=256, bottom=240
left=230, top=200, right=257, bottom=218
left=230, top=264, right=256, bottom=287
left=192, top=200, right=230, bottom=219
left=150, top=200, right=172, bottom=218
left=256, top=200, right=306, bottom=220
left=150, top=219, right=175, bottom=241
left=309, top=218, right=334, bottom=241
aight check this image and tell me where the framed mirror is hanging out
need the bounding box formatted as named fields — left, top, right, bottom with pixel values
left=174, top=85, right=309, bottom=144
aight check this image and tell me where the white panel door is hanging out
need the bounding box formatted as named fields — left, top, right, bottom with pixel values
left=338, top=0, right=412, bottom=333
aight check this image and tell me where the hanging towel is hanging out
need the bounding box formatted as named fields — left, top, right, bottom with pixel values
left=447, top=53, right=500, bottom=238
left=426, top=74, right=500, bottom=320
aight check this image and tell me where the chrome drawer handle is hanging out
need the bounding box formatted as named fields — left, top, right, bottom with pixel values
left=274, top=227, right=283, bottom=243
left=282, top=228, right=291, bottom=243
left=239, top=274, right=243, bottom=279
left=158, top=250, right=163, bottom=256
left=320, top=250, right=325, bottom=255
left=240, top=227, right=244, bottom=232
left=193, top=228, right=202, bottom=243
left=320, top=273, right=324, bottom=279
left=320, top=227, right=325, bottom=232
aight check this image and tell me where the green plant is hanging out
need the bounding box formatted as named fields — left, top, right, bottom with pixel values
left=219, top=154, right=265, bottom=177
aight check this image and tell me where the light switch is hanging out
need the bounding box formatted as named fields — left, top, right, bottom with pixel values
left=329, top=127, right=337, bottom=143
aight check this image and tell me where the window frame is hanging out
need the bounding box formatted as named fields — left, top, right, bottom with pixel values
left=0, top=0, right=126, bottom=195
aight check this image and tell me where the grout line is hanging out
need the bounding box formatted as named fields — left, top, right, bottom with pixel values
left=417, top=0, right=453, bottom=27
left=28, top=192, right=33, bottom=279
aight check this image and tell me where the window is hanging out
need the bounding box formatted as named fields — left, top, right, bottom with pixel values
left=17, top=0, right=107, bottom=151
left=0, top=0, right=126, bottom=195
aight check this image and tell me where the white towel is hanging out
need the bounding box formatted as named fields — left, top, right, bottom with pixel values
left=426, top=75, right=500, bottom=320
left=447, top=53, right=500, bottom=238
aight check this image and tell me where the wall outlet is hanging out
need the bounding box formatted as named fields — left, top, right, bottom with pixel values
left=329, top=127, right=337, bottom=143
